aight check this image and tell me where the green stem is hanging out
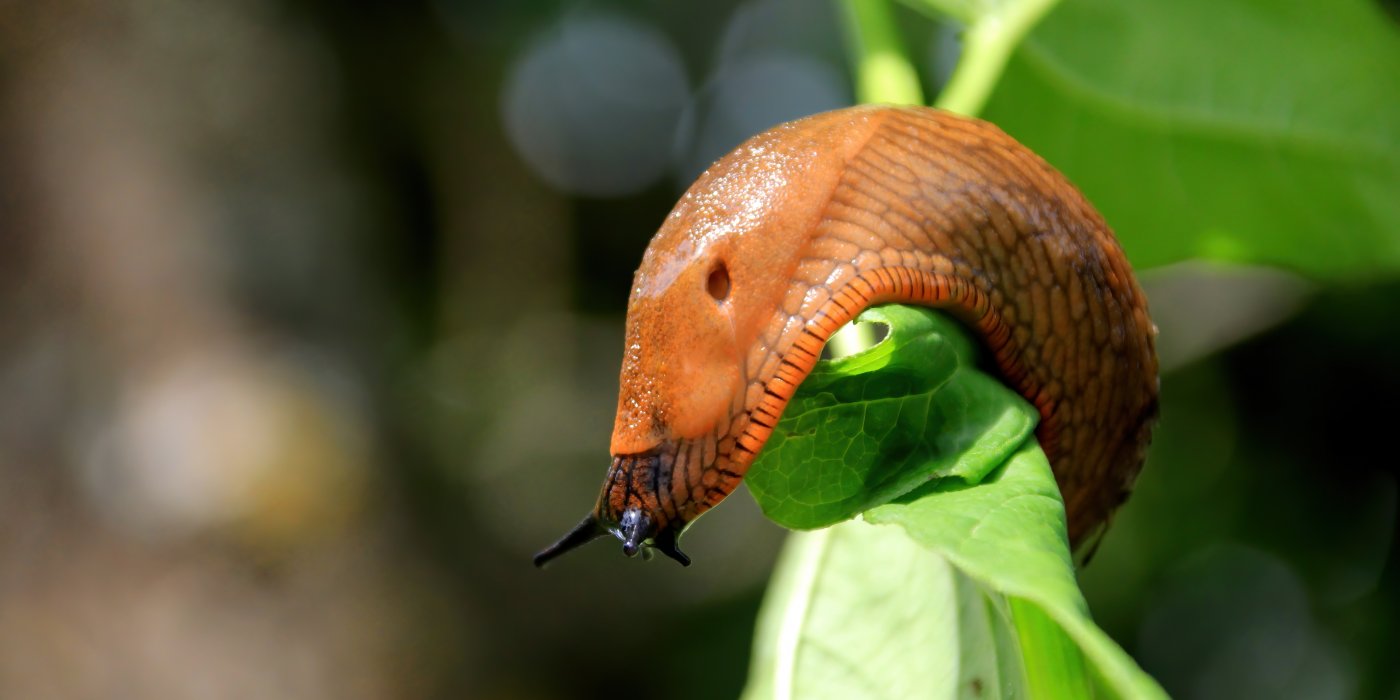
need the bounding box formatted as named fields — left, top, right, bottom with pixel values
left=1009, top=596, right=1092, bottom=697
left=838, top=0, right=925, bottom=105
left=930, top=0, right=1059, bottom=116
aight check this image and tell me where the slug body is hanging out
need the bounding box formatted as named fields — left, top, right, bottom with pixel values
left=536, top=105, right=1158, bottom=566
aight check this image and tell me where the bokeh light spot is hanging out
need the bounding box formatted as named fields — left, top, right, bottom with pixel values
left=502, top=15, right=689, bottom=198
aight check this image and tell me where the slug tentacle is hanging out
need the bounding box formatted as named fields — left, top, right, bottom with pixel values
left=532, top=514, right=605, bottom=569
left=535, top=105, right=1158, bottom=567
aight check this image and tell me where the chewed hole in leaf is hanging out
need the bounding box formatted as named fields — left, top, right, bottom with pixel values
left=821, top=319, right=890, bottom=361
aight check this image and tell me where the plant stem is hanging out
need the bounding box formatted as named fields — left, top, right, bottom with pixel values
left=932, top=0, right=1059, bottom=115
left=838, top=0, right=925, bottom=105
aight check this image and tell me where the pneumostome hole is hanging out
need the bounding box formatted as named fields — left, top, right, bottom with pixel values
left=706, top=263, right=730, bottom=301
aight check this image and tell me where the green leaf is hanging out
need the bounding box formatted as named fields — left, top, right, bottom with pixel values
left=743, top=306, right=1165, bottom=698
left=745, top=446, right=1166, bottom=699
left=981, top=0, right=1400, bottom=276
left=742, top=519, right=1029, bottom=700
left=866, top=445, right=1165, bottom=698
left=745, top=305, right=1038, bottom=530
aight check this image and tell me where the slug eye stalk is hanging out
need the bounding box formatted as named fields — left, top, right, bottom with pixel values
left=532, top=515, right=605, bottom=568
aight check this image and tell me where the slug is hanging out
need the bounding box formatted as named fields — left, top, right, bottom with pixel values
left=535, top=105, right=1158, bottom=567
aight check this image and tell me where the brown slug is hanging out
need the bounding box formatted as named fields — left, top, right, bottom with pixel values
left=535, top=105, right=1159, bottom=567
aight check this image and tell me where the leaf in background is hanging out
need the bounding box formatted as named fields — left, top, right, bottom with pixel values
left=981, top=0, right=1400, bottom=276
left=745, top=305, right=1038, bottom=529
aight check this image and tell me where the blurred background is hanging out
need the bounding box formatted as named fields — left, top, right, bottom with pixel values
left=0, top=0, right=1394, bottom=698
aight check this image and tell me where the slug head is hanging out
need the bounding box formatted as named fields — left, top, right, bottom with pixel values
left=535, top=107, right=886, bottom=567
left=610, top=109, right=883, bottom=456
